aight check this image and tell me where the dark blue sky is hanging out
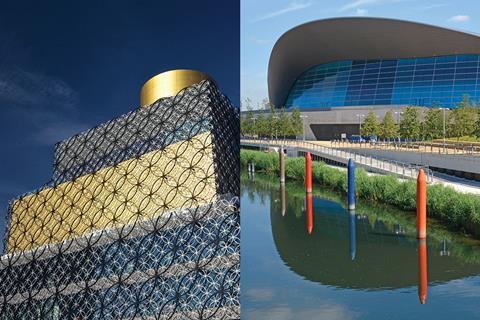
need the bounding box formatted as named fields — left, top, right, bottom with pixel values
left=0, top=0, right=239, bottom=244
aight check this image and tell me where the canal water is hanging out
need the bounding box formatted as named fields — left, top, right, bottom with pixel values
left=241, top=172, right=480, bottom=320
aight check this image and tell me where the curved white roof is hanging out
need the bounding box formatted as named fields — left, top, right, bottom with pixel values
left=268, top=17, right=480, bottom=107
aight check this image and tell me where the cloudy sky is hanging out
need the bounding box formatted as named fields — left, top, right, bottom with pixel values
left=241, top=0, right=480, bottom=109
left=0, top=0, right=239, bottom=245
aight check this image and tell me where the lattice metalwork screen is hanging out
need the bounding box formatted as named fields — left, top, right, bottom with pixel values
left=0, top=79, right=240, bottom=319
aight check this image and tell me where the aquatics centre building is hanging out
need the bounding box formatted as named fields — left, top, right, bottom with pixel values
left=267, top=17, right=480, bottom=140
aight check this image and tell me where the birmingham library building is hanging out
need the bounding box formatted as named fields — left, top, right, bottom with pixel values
left=0, top=70, right=240, bottom=319
left=267, top=17, right=480, bottom=140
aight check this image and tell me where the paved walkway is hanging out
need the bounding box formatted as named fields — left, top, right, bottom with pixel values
left=241, top=138, right=480, bottom=195
left=324, top=140, right=480, bottom=155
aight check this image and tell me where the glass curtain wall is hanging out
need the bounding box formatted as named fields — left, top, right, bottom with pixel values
left=285, top=54, right=480, bottom=109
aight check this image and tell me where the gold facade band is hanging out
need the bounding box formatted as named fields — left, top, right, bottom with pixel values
left=140, top=69, right=211, bottom=107
left=7, top=132, right=216, bottom=253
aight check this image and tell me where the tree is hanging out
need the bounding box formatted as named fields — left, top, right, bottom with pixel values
left=261, top=97, right=273, bottom=110
left=475, top=107, right=480, bottom=138
left=379, top=111, right=397, bottom=139
left=266, top=106, right=278, bottom=139
left=450, top=95, right=476, bottom=140
left=290, top=107, right=303, bottom=137
left=361, top=110, right=379, bottom=136
left=240, top=115, right=246, bottom=137
left=422, top=108, right=443, bottom=140
left=244, top=110, right=255, bottom=136
left=241, top=97, right=253, bottom=112
left=277, top=107, right=291, bottom=138
left=255, top=110, right=268, bottom=137
left=399, top=107, right=421, bottom=139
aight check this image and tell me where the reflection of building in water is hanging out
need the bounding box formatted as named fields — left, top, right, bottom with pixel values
left=266, top=190, right=480, bottom=290
left=0, top=70, right=240, bottom=319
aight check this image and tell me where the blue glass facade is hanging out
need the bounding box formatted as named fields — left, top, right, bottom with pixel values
left=285, top=54, right=480, bottom=109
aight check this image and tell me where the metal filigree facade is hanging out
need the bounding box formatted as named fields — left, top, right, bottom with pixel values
left=0, top=79, right=240, bottom=319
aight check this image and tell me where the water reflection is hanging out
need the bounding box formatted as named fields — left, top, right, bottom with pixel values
left=280, top=184, right=286, bottom=217
left=418, top=239, right=428, bottom=304
left=306, top=193, right=313, bottom=235
left=349, top=210, right=356, bottom=261
left=258, top=178, right=480, bottom=291
left=241, top=173, right=480, bottom=318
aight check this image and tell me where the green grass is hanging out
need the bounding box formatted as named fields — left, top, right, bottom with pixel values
left=241, top=149, right=480, bottom=237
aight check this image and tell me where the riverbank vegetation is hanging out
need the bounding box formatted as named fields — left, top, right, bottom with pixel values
left=241, top=149, right=480, bottom=237
left=240, top=105, right=303, bottom=139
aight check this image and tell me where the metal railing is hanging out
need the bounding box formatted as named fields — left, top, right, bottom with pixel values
left=330, top=139, right=480, bottom=155
left=241, top=138, right=434, bottom=183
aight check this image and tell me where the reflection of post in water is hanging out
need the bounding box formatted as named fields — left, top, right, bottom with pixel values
left=349, top=210, right=356, bottom=261
left=248, top=162, right=255, bottom=181
left=440, top=239, right=450, bottom=256
left=279, top=146, right=285, bottom=184
left=418, top=239, right=428, bottom=305
left=306, top=193, right=313, bottom=235
left=281, top=183, right=286, bottom=217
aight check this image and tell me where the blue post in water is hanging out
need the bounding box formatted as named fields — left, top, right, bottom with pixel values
left=348, top=158, right=355, bottom=210
left=349, top=210, right=356, bottom=260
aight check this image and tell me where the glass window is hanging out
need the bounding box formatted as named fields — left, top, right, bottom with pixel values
left=285, top=55, right=480, bottom=109
left=436, top=55, right=457, bottom=63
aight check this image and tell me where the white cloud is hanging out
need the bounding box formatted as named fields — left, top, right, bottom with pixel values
left=418, top=3, right=448, bottom=10
left=253, top=1, right=312, bottom=22
left=356, top=8, right=368, bottom=16
left=0, top=68, right=93, bottom=145
left=339, top=0, right=409, bottom=12
left=244, top=288, right=274, bottom=301
left=243, top=305, right=358, bottom=320
left=249, top=37, right=274, bottom=45
left=340, top=0, right=379, bottom=12
left=448, top=15, right=470, bottom=23
left=0, top=69, right=77, bottom=109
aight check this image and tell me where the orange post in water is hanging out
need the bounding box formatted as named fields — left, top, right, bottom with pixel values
left=418, top=239, right=428, bottom=304
left=305, top=152, right=312, bottom=193
left=306, top=193, right=313, bottom=235
left=417, top=169, right=427, bottom=239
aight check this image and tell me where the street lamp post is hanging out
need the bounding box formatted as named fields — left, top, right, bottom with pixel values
left=356, top=114, right=365, bottom=135
left=273, top=115, right=279, bottom=141
left=394, top=111, right=403, bottom=143
left=300, top=114, right=308, bottom=141
left=442, top=108, right=447, bottom=154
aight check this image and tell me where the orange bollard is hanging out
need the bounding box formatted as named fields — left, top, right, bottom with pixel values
left=417, top=169, right=427, bottom=239
left=306, top=193, right=313, bottom=235
left=305, top=152, right=312, bottom=193
left=418, top=239, right=428, bottom=304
